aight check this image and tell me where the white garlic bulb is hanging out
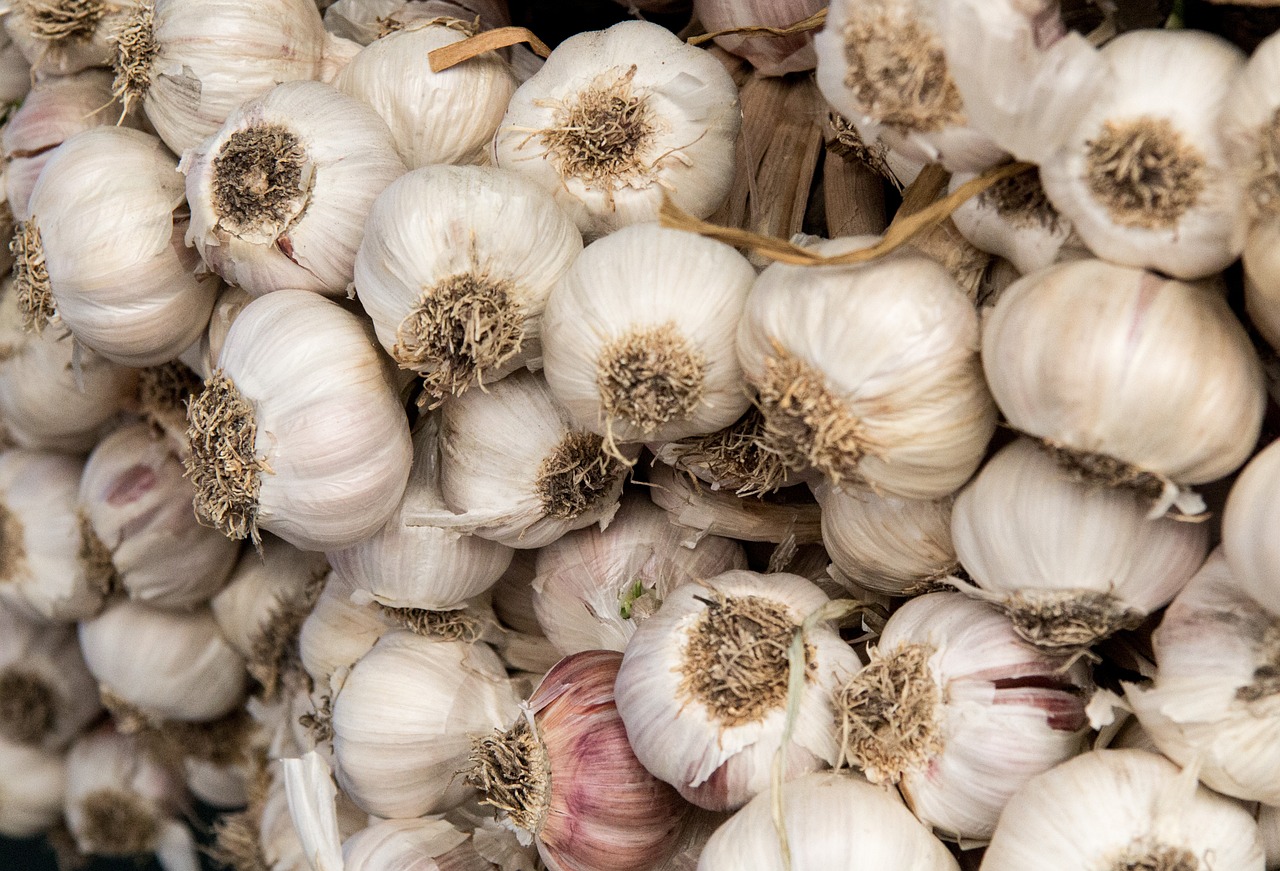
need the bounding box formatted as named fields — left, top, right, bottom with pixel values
left=1127, top=549, right=1280, bottom=805
left=0, top=602, right=99, bottom=750
left=185, top=290, right=413, bottom=551
left=433, top=370, right=634, bottom=549
left=183, top=80, right=406, bottom=297
left=951, top=438, right=1208, bottom=650
left=0, top=736, right=65, bottom=837
left=697, top=772, right=959, bottom=870
left=493, top=20, right=740, bottom=236
left=353, top=165, right=582, bottom=401
left=531, top=492, right=747, bottom=655
left=330, top=630, right=521, bottom=818
left=111, top=0, right=331, bottom=156
left=694, top=0, right=822, bottom=76
left=615, top=569, right=861, bottom=811
left=18, top=126, right=219, bottom=367
left=837, top=592, right=1090, bottom=840
left=4, top=0, right=142, bottom=75
left=333, top=19, right=515, bottom=168
left=948, top=167, right=1077, bottom=275
left=737, top=239, right=995, bottom=500
left=543, top=224, right=755, bottom=444
left=981, top=749, right=1265, bottom=871
left=78, top=600, right=248, bottom=725
left=80, top=422, right=239, bottom=609
left=1224, top=429, right=1280, bottom=620
left=298, top=570, right=396, bottom=696
left=982, top=259, right=1265, bottom=515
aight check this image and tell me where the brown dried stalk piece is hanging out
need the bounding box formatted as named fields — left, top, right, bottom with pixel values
left=597, top=322, right=706, bottom=435
left=377, top=604, right=483, bottom=642
left=662, top=407, right=791, bottom=497
left=427, top=25, right=550, bottom=73
left=12, top=220, right=54, bottom=333
left=184, top=371, right=269, bottom=545
left=688, top=8, right=828, bottom=46
left=78, top=789, right=159, bottom=856
left=1084, top=116, right=1207, bottom=229
left=535, top=430, right=625, bottom=520
left=538, top=66, right=656, bottom=189
left=0, top=668, right=55, bottom=744
left=111, top=4, right=157, bottom=110
left=836, top=643, right=942, bottom=781
left=1002, top=588, right=1145, bottom=651
left=467, top=717, right=550, bottom=835
left=212, top=125, right=312, bottom=239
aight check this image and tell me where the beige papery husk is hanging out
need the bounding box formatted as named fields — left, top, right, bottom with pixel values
left=0, top=599, right=99, bottom=751
left=3, top=0, right=144, bottom=75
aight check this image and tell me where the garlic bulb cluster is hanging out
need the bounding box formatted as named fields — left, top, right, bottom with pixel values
left=738, top=239, right=995, bottom=499
left=434, top=370, right=634, bottom=549
left=19, top=126, right=219, bottom=367
left=694, top=0, right=822, bottom=76
left=4, top=0, right=142, bottom=75
left=353, top=165, right=581, bottom=401
left=0, top=602, right=99, bottom=750
left=333, top=19, right=516, bottom=168
left=615, top=569, right=861, bottom=811
left=982, top=749, right=1265, bottom=870
left=531, top=493, right=746, bottom=655
left=543, top=224, right=755, bottom=444
left=79, top=422, right=239, bottom=608
left=493, top=20, right=740, bottom=236
left=0, top=736, right=65, bottom=838
left=469, top=650, right=688, bottom=871
left=983, top=259, right=1265, bottom=515
left=183, top=80, right=406, bottom=297
left=184, top=290, right=413, bottom=551
left=952, top=438, right=1208, bottom=650
left=837, top=592, right=1090, bottom=840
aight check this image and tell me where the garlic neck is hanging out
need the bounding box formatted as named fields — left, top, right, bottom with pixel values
left=835, top=643, right=942, bottom=784
left=468, top=717, right=551, bottom=838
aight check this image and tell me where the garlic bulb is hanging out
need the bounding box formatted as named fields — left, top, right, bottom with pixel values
left=330, top=630, right=521, bottom=818
left=0, top=449, right=103, bottom=621
left=78, top=600, right=248, bottom=725
left=353, top=165, right=581, bottom=402
left=982, top=259, right=1265, bottom=515
left=694, top=0, right=822, bottom=76
left=948, top=167, right=1077, bottom=275
left=493, top=20, right=740, bottom=236
left=80, top=422, right=239, bottom=608
left=0, top=602, right=99, bottom=750
left=111, top=0, right=331, bottom=156
left=542, top=224, right=755, bottom=444
left=1224, top=431, right=1280, bottom=620
left=814, top=0, right=1007, bottom=172
left=815, top=482, right=956, bottom=597
left=18, top=126, right=219, bottom=367
left=469, top=650, right=688, bottom=871
left=333, top=20, right=515, bottom=168
left=981, top=749, right=1265, bottom=871
left=324, top=0, right=511, bottom=45
left=298, top=570, right=396, bottom=697
left=183, top=80, right=406, bottom=297
left=697, top=772, right=959, bottom=870
left=951, top=438, right=1208, bottom=650
left=1127, top=549, right=1280, bottom=804
left=615, top=569, right=860, bottom=811
left=737, top=239, right=995, bottom=500
left=531, top=493, right=747, bottom=655
left=4, top=0, right=142, bottom=75
left=0, top=279, right=138, bottom=455
left=0, top=736, right=65, bottom=837
left=433, top=370, right=634, bottom=549
left=836, top=592, right=1090, bottom=840
left=184, top=290, right=413, bottom=551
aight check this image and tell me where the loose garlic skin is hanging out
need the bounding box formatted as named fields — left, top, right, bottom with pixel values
left=982, top=260, right=1265, bottom=509
left=185, top=291, right=413, bottom=551
left=353, top=165, right=582, bottom=401
left=330, top=630, right=521, bottom=819
left=20, top=127, right=219, bottom=368
left=1223, top=439, right=1280, bottom=616
left=952, top=439, right=1208, bottom=650
left=737, top=240, right=995, bottom=501
left=698, top=772, right=958, bottom=870
left=184, top=80, right=406, bottom=297
left=543, top=225, right=754, bottom=445
left=0, top=737, right=65, bottom=837
left=3, top=0, right=142, bottom=75
left=982, top=749, right=1265, bottom=871
left=615, top=570, right=861, bottom=812
left=0, top=605, right=99, bottom=751
left=333, top=21, right=516, bottom=168
left=493, top=20, right=740, bottom=237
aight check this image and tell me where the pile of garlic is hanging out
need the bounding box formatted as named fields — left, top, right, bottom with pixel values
left=6, top=0, right=1280, bottom=870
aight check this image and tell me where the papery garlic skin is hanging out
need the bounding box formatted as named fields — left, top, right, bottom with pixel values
left=112, top=0, right=330, bottom=156
left=334, top=21, right=515, bottom=168
left=21, top=127, right=219, bottom=367
left=186, top=290, right=413, bottom=551
left=694, top=0, right=821, bottom=76
left=982, top=260, right=1265, bottom=503
left=330, top=630, right=521, bottom=818
left=698, top=772, right=958, bottom=870
left=532, top=493, right=747, bottom=655
left=0, top=603, right=99, bottom=750
left=353, top=165, right=581, bottom=401
left=1223, top=438, right=1280, bottom=616
left=615, top=570, right=860, bottom=811
left=948, top=168, right=1076, bottom=275
left=4, top=0, right=142, bottom=75
left=737, top=239, right=995, bottom=500
left=184, top=80, right=406, bottom=297
left=78, top=601, right=248, bottom=724
left=952, top=438, right=1208, bottom=650
left=982, top=749, right=1265, bottom=871
left=0, top=736, right=65, bottom=837
left=543, top=224, right=754, bottom=444
left=1127, top=550, right=1280, bottom=805
left=493, top=20, right=740, bottom=236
